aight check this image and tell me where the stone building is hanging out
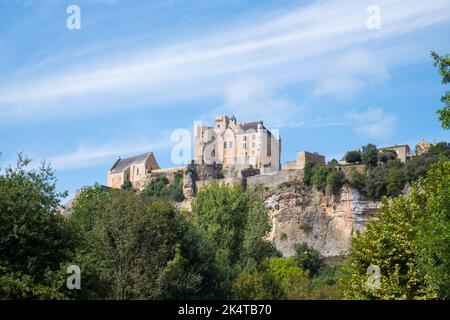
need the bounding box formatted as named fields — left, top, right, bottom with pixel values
left=381, top=144, right=411, bottom=162
left=415, top=140, right=432, bottom=155
left=284, top=151, right=325, bottom=170
left=107, top=152, right=159, bottom=189
left=193, top=115, right=281, bottom=173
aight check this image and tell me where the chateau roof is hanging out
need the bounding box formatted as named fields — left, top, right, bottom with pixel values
left=241, top=121, right=264, bottom=132
left=110, top=152, right=157, bottom=174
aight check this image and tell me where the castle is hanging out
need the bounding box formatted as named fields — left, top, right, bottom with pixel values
left=193, top=115, right=281, bottom=173
left=106, top=114, right=434, bottom=191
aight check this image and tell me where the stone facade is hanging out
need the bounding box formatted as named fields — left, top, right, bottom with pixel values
left=194, top=115, right=281, bottom=173
left=107, top=152, right=159, bottom=189
left=284, top=151, right=325, bottom=170
left=381, top=144, right=411, bottom=162
left=415, top=140, right=432, bottom=155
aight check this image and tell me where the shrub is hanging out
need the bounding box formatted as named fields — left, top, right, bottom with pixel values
left=293, top=243, right=323, bottom=276
left=361, top=144, right=378, bottom=167
left=326, top=170, right=346, bottom=196
left=345, top=150, right=362, bottom=163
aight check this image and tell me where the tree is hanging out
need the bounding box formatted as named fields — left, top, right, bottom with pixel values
left=348, top=168, right=366, bottom=194
left=191, top=182, right=278, bottom=295
left=378, top=149, right=398, bottom=163
left=414, top=158, right=450, bottom=299
left=326, top=170, right=346, bottom=196
left=311, top=165, right=331, bottom=191
left=303, top=162, right=316, bottom=186
left=121, top=179, right=132, bottom=190
left=345, top=150, right=362, bottom=163
left=340, top=158, right=450, bottom=299
left=293, top=243, right=323, bottom=276
left=0, top=155, right=76, bottom=299
left=361, top=144, right=378, bottom=167
left=431, top=51, right=450, bottom=129
left=385, top=160, right=405, bottom=197
left=69, top=189, right=220, bottom=299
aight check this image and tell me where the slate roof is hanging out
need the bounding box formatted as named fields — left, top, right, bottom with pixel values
left=241, top=121, right=264, bottom=132
left=110, top=152, right=155, bottom=174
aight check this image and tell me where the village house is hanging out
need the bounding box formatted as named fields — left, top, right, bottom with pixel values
left=107, top=152, right=159, bottom=189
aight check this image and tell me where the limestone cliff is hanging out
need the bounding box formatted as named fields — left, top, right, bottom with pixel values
left=263, top=185, right=380, bottom=257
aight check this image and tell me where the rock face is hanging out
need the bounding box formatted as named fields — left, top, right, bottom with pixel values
left=264, top=185, right=380, bottom=257
left=183, top=171, right=196, bottom=199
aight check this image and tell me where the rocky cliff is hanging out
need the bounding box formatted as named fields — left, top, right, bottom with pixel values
left=181, top=168, right=381, bottom=258
left=263, top=184, right=380, bottom=257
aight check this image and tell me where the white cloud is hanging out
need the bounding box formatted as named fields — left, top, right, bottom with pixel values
left=215, top=77, right=302, bottom=127
left=346, top=107, right=396, bottom=140
left=313, top=49, right=390, bottom=99
left=47, top=139, right=171, bottom=171
left=1, top=0, right=449, bottom=119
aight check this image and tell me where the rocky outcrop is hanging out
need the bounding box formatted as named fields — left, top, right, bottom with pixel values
left=183, top=171, right=196, bottom=199
left=264, top=185, right=380, bottom=257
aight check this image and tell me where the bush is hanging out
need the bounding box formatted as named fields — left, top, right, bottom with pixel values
left=293, top=243, right=323, bottom=276
left=378, top=149, right=398, bottom=163
left=361, top=144, right=378, bottom=167
left=345, top=150, right=362, bottom=163
left=326, top=170, right=346, bottom=196
left=340, top=159, right=450, bottom=299
left=348, top=168, right=366, bottom=193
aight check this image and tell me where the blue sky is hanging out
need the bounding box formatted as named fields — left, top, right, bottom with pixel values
left=0, top=0, right=449, bottom=199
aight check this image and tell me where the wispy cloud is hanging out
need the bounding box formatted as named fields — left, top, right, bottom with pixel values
left=346, top=107, right=396, bottom=140
left=1, top=0, right=449, bottom=121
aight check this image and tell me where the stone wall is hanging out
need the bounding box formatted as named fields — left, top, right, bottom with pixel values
left=187, top=162, right=223, bottom=181
left=247, top=169, right=302, bottom=189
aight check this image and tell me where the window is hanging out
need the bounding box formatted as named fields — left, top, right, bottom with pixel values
left=229, top=141, right=233, bottom=148
left=136, top=168, right=139, bottom=176
left=243, top=143, right=247, bottom=149
left=243, top=136, right=247, bottom=141
left=224, top=142, right=227, bottom=148
left=252, top=142, right=255, bottom=148
left=252, top=135, right=255, bottom=140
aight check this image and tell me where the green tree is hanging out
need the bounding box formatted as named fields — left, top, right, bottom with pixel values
left=378, top=149, right=398, bottom=163
left=431, top=51, right=450, bottom=129
left=340, top=159, right=450, bottom=299
left=345, top=150, right=362, bottom=163
left=293, top=243, right=323, bottom=276
left=0, top=155, right=76, bottom=299
left=361, top=144, right=378, bottom=167
left=326, top=170, right=346, bottom=196
left=191, top=182, right=278, bottom=295
left=70, top=189, right=219, bottom=299
left=311, top=165, right=330, bottom=191
left=348, top=168, right=366, bottom=194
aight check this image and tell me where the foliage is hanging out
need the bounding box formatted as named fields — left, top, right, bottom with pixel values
left=142, top=174, right=184, bottom=202
left=378, top=149, right=398, bottom=163
left=191, top=182, right=279, bottom=294
left=340, top=158, right=450, bottom=299
left=69, top=189, right=220, bottom=299
left=361, top=144, right=378, bottom=167
left=345, top=150, right=362, bottom=163
left=0, top=154, right=75, bottom=299
left=293, top=243, right=323, bottom=276
left=326, top=170, right=346, bottom=196
left=431, top=51, right=450, bottom=129
left=348, top=168, right=366, bottom=193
